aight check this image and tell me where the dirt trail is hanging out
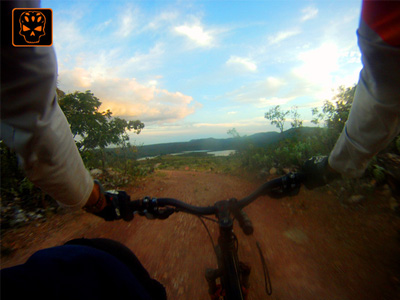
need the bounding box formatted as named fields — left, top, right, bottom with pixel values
left=2, top=170, right=400, bottom=300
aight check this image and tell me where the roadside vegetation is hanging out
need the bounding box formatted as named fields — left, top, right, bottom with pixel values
left=234, top=85, right=399, bottom=211
left=138, top=152, right=241, bottom=174
left=1, top=85, right=399, bottom=232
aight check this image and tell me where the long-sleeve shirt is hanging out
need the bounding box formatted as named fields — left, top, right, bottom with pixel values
left=329, top=0, right=400, bottom=178
left=1, top=0, right=93, bottom=208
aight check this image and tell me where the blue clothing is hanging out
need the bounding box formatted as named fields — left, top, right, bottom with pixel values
left=1, top=243, right=165, bottom=300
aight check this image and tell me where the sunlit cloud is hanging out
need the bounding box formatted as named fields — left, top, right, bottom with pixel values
left=286, top=41, right=360, bottom=105
left=226, top=56, right=257, bottom=72
left=45, top=0, right=362, bottom=144
left=58, top=68, right=197, bottom=124
left=174, top=21, right=216, bottom=48
left=293, top=42, right=340, bottom=84
left=225, top=40, right=358, bottom=111
left=59, top=67, right=93, bottom=88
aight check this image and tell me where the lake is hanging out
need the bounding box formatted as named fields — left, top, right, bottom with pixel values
left=137, top=149, right=236, bottom=161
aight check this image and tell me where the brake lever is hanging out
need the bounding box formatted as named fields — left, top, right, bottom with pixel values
left=138, top=197, right=175, bottom=220
left=154, top=207, right=175, bottom=219
left=140, top=207, right=175, bottom=220
left=267, top=173, right=303, bottom=199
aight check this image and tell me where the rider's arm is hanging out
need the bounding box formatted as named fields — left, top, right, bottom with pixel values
left=328, top=0, right=400, bottom=178
left=1, top=0, right=94, bottom=209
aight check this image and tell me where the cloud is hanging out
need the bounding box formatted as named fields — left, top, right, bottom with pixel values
left=53, top=3, right=195, bottom=125
left=60, top=67, right=91, bottom=88
left=293, top=42, right=340, bottom=85
left=94, top=19, right=112, bottom=32
left=62, top=42, right=166, bottom=82
left=301, top=7, right=319, bottom=22
left=265, top=76, right=286, bottom=89
left=52, top=14, right=85, bottom=57
left=284, top=41, right=360, bottom=104
left=115, top=5, right=140, bottom=38
left=192, top=116, right=266, bottom=129
left=227, top=76, right=287, bottom=104
left=125, top=43, right=165, bottom=71
left=146, top=11, right=179, bottom=30
left=174, top=22, right=215, bottom=48
left=226, top=56, right=257, bottom=72
left=268, top=28, right=301, bottom=45
left=58, top=68, right=197, bottom=124
left=256, top=96, right=295, bottom=108
left=301, top=6, right=318, bottom=22
left=224, top=39, right=360, bottom=113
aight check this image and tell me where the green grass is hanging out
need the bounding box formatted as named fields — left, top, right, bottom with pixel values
left=138, top=153, right=242, bottom=174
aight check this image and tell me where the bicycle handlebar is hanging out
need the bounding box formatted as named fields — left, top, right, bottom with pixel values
left=127, top=172, right=305, bottom=218
left=129, top=197, right=216, bottom=215
left=121, top=172, right=304, bottom=299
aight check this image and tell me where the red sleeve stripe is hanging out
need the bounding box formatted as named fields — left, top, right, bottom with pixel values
left=362, top=0, right=400, bottom=46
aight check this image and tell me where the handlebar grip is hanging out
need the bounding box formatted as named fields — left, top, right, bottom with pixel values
left=235, top=209, right=254, bottom=235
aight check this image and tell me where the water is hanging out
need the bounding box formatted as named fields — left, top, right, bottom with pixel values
left=137, top=150, right=236, bottom=161
left=207, top=150, right=236, bottom=156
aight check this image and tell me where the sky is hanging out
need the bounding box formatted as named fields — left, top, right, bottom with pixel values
left=42, top=0, right=363, bottom=145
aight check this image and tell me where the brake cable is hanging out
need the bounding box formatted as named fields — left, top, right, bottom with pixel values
left=197, top=216, right=218, bottom=258
left=256, top=241, right=272, bottom=296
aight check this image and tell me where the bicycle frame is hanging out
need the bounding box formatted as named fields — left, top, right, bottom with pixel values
left=205, top=200, right=250, bottom=300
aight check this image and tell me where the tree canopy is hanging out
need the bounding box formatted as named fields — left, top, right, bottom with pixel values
left=311, top=85, right=356, bottom=133
left=264, top=105, right=289, bottom=133
left=58, top=90, right=144, bottom=153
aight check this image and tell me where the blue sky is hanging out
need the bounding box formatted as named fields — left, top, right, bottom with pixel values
left=42, top=0, right=363, bottom=145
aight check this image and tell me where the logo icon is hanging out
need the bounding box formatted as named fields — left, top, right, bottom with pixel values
left=19, top=11, right=46, bottom=43
left=12, top=8, right=53, bottom=47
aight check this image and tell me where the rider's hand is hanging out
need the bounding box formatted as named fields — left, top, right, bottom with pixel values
left=301, top=156, right=341, bottom=189
left=84, top=180, right=133, bottom=221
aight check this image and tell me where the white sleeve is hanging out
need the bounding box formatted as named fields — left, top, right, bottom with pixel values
left=329, top=6, right=400, bottom=178
left=1, top=44, right=93, bottom=207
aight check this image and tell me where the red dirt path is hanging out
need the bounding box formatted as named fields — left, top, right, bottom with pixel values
left=2, top=170, right=400, bottom=300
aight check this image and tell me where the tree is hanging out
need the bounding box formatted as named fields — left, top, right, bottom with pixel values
left=227, top=128, right=241, bottom=139
left=58, top=90, right=144, bottom=169
left=311, top=85, right=356, bottom=133
left=290, top=106, right=303, bottom=128
left=264, top=105, right=289, bottom=133
left=324, top=85, right=356, bottom=133
left=311, top=107, right=325, bottom=126
left=309, top=85, right=357, bottom=150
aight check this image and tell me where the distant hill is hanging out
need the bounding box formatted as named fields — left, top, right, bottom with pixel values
left=135, top=127, right=322, bottom=159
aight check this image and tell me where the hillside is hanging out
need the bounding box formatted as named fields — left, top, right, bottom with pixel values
left=134, top=127, right=322, bottom=158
